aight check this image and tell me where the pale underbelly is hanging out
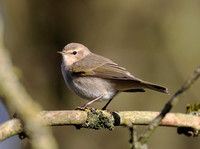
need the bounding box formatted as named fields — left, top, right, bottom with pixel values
left=66, top=76, right=118, bottom=102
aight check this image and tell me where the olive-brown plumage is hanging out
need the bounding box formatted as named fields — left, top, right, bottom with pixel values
left=58, top=43, right=168, bottom=109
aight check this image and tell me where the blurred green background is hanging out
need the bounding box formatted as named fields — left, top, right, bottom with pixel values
left=1, top=0, right=200, bottom=149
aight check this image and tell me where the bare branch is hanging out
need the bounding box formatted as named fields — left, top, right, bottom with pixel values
left=0, top=119, right=23, bottom=141
left=0, top=19, right=58, bottom=149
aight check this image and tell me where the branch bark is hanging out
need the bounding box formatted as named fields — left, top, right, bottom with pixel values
left=1, top=110, right=200, bottom=141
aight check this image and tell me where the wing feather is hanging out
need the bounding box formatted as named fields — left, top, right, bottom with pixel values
left=71, top=53, right=141, bottom=82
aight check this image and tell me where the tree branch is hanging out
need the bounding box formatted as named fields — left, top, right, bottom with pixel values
left=1, top=110, right=200, bottom=141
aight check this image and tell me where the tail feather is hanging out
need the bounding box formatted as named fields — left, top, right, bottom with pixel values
left=143, top=81, right=168, bottom=94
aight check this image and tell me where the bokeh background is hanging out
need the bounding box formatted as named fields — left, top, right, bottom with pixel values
left=0, top=0, right=200, bottom=149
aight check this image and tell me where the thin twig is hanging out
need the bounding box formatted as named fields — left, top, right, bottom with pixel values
left=138, top=66, right=200, bottom=144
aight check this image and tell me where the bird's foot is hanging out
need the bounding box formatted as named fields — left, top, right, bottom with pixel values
left=75, top=106, right=96, bottom=111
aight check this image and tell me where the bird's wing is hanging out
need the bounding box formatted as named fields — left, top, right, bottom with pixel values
left=72, top=53, right=141, bottom=82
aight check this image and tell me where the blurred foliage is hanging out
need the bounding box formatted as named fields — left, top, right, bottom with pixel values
left=0, top=0, right=200, bottom=149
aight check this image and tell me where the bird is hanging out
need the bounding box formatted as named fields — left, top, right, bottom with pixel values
left=58, top=43, right=168, bottom=110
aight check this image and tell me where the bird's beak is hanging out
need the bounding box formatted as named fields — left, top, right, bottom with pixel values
left=57, top=51, right=65, bottom=55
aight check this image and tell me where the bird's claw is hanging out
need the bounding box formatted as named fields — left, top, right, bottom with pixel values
left=75, top=106, right=96, bottom=111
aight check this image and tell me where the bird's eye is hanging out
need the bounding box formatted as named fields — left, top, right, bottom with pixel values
left=72, top=51, right=77, bottom=55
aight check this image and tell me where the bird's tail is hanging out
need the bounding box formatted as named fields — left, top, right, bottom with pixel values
left=142, top=81, right=168, bottom=94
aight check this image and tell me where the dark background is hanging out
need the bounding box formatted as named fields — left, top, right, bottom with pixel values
left=0, top=0, right=200, bottom=149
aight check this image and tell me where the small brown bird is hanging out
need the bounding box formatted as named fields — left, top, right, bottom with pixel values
left=58, top=43, right=168, bottom=110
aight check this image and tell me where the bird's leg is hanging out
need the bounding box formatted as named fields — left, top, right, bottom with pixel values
left=84, top=94, right=104, bottom=107
left=102, top=98, right=113, bottom=110
left=76, top=94, right=104, bottom=110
